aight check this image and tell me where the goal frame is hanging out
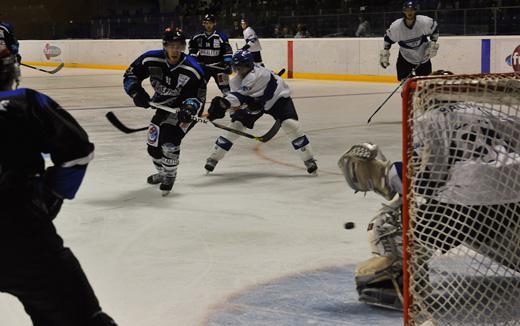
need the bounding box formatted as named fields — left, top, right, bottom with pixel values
left=400, top=72, right=520, bottom=326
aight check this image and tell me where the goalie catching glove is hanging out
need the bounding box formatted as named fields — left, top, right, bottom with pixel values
left=178, top=98, right=202, bottom=123
left=207, top=96, right=231, bottom=121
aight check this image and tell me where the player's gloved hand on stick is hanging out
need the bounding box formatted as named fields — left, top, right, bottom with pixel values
left=424, top=41, right=439, bottom=60
left=178, top=98, right=201, bottom=123
left=379, top=49, right=390, bottom=69
left=131, top=87, right=150, bottom=108
left=207, top=96, right=230, bottom=121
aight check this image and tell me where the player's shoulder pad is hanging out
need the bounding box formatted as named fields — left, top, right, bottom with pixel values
left=389, top=18, right=404, bottom=30
left=216, top=30, right=229, bottom=42
left=415, top=15, right=435, bottom=25
left=183, top=54, right=205, bottom=79
left=192, top=32, right=205, bottom=40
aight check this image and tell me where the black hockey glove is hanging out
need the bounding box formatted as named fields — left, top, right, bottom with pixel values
left=207, top=96, right=230, bottom=121
left=178, top=98, right=202, bottom=123
left=131, top=87, right=150, bottom=108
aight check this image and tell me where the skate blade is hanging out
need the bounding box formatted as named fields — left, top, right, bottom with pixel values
left=162, top=190, right=171, bottom=197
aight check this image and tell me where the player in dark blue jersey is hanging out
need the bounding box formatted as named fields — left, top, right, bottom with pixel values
left=188, top=14, right=233, bottom=94
left=124, top=28, right=207, bottom=195
left=0, top=50, right=117, bottom=326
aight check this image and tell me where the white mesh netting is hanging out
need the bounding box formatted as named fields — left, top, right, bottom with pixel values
left=403, top=74, right=520, bottom=326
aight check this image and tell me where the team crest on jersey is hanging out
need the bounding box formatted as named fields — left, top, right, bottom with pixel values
left=176, top=74, right=190, bottom=88
left=213, top=39, right=220, bottom=48
left=147, top=123, right=160, bottom=147
left=0, top=100, right=9, bottom=112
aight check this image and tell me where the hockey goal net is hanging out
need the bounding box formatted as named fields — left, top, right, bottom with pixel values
left=401, top=73, right=520, bottom=326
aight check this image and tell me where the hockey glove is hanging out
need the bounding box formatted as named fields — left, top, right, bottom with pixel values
left=207, top=96, right=230, bottom=121
left=131, top=87, right=151, bottom=108
left=179, top=98, right=202, bottom=123
left=379, top=49, right=390, bottom=69
left=424, top=41, right=439, bottom=60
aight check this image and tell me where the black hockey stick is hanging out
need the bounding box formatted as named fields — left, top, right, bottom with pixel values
left=150, top=102, right=281, bottom=142
left=366, top=63, right=421, bottom=124
left=21, top=62, right=64, bottom=74
left=105, top=111, right=148, bottom=133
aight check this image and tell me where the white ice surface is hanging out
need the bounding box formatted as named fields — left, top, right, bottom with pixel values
left=0, top=66, right=403, bottom=326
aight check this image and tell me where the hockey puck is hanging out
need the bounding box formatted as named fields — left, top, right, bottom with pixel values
left=344, top=222, right=355, bottom=230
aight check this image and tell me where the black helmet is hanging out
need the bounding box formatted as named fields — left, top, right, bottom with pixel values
left=202, top=14, right=216, bottom=23
left=162, top=28, right=186, bottom=45
left=403, top=1, right=418, bottom=10
left=0, top=49, right=19, bottom=89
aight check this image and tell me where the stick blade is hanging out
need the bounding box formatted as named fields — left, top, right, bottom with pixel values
left=48, top=62, right=65, bottom=74
left=106, top=111, right=148, bottom=133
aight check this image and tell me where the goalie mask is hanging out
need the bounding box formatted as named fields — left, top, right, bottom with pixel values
left=338, top=143, right=397, bottom=200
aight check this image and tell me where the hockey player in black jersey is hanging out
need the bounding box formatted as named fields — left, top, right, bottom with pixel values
left=0, top=49, right=117, bottom=326
left=124, top=28, right=207, bottom=195
left=188, top=14, right=233, bottom=95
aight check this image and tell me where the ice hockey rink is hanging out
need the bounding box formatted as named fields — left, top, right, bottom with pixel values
left=0, top=66, right=405, bottom=326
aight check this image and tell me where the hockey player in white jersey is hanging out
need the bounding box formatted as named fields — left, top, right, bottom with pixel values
left=204, top=50, right=317, bottom=175
left=380, top=1, right=439, bottom=80
left=338, top=94, right=520, bottom=309
left=240, top=19, right=263, bottom=65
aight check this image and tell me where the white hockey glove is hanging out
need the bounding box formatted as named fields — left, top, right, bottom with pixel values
left=379, top=49, right=390, bottom=69
left=424, top=41, right=439, bottom=60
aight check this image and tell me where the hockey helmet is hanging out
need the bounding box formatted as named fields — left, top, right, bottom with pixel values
left=202, top=14, right=216, bottom=23
left=162, top=28, right=186, bottom=46
left=232, top=50, right=254, bottom=69
left=338, top=143, right=397, bottom=200
left=403, top=1, right=418, bottom=10
left=0, top=48, right=19, bottom=89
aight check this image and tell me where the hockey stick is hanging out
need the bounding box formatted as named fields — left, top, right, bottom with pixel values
left=150, top=102, right=281, bottom=142
left=366, top=63, right=421, bottom=124
left=105, top=112, right=148, bottom=133
left=21, top=62, right=64, bottom=74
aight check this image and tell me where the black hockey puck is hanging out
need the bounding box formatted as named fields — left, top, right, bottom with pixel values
left=344, top=222, right=355, bottom=229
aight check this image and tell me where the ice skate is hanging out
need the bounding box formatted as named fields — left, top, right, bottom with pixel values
left=160, top=176, right=175, bottom=196
left=204, top=158, right=218, bottom=174
left=304, top=158, right=318, bottom=175
left=147, top=172, right=163, bottom=185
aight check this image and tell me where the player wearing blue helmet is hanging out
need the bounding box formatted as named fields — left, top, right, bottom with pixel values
left=203, top=50, right=318, bottom=175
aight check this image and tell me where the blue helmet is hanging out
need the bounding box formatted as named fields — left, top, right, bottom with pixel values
left=232, top=50, right=254, bottom=69
left=403, top=0, right=418, bottom=10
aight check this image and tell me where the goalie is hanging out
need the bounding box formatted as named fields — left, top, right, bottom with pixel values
left=338, top=143, right=405, bottom=310
left=339, top=95, right=520, bottom=310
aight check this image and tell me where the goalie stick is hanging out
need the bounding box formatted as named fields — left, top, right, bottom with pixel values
left=21, top=62, right=64, bottom=74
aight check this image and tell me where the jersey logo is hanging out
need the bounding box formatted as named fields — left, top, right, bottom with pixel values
left=176, top=74, right=190, bottom=88
left=213, top=39, right=220, bottom=48
left=147, top=123, right=160, bottom=147
left=0, top=100, right=9, bottom=112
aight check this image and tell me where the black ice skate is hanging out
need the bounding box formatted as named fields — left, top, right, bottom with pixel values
left=204, top=158, right=218, bottom=174
left=304, top=158, right=318, bottom=175
left=147, top=173, right=163, bottom=185
left=160, top=176, right=175, bottom=196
